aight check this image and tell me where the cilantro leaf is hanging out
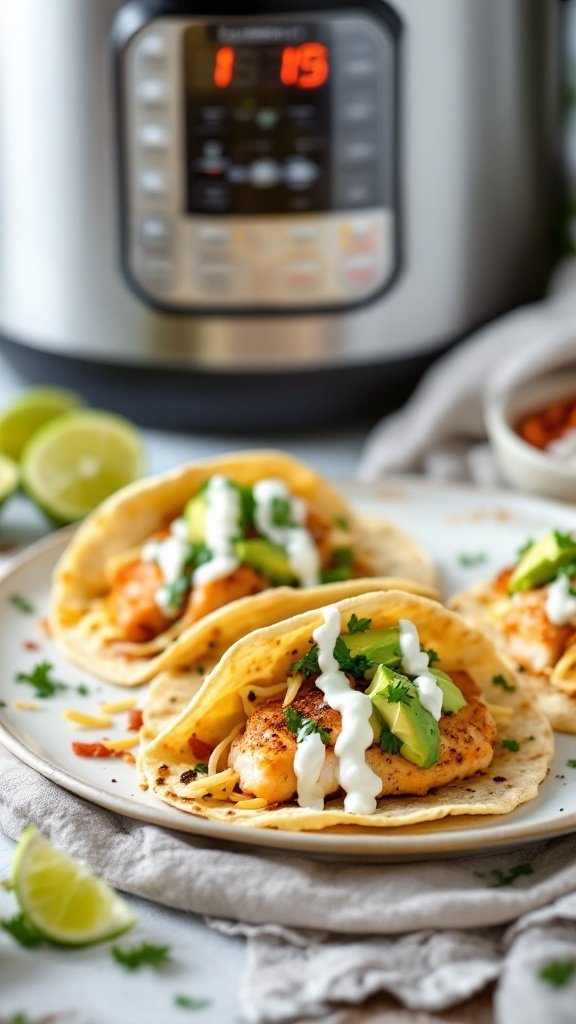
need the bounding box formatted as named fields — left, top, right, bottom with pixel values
left=502, top=739, right=520, bottom=752
left=291, top=645, right=320, bottom=677
left=386, top=681, right=413, bottom=705
left=539, top=960, right=576, bottom=987
left=492, top=674, right=516, bottom=693
left=426, top=649, right=439, bottom=665
left=238, top=485, right=256, bottom=533
left=15, top=662, right=68, bottom=699
left=553, top=530, right=576, bottom=549
left=567, top=760, right=576, bottom=769
left=475, top=863, right=534, bottom=888
left=112, top=942, right=171, bottom=971
left=1, top=913, right=43, bottom=948
left=457, top=552, right=488, bottom=568
left=174, top=994, right=211, bottom=1010
left=333, top=516, right=349, bottom=531
left=185, top=544, right=211, bottom=570
left=271, top=496, right=297, bottom=529
left=320, top=567, right=353, bottom=584
left=194, top=762, right=209, bottom=775
left=347, top=613, right=372, bottom=635
left=160, top=575, right=191, bottom=611
left=379, top=728, right=402, bottom=755
left=283, top=706, right=331, bottom=745
left=9, top=595, right=35, bottom=614
left=333, top=637, right=371, bottom=679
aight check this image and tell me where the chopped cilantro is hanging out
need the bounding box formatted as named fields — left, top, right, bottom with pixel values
left=76, top=684, right=90, bottom=697
left=332, top=547, right=353, bottom=569
left=516, top=538, right=534, bottom=559
left=321, top=547, right=354, bottom=583
left=184, top=544, right=211, bottom=571
left=557, top=562, right=576, bottom=595
left=291, top=645, right=319, bottom=677
left=238, top=485, right=256, bottom=533
left=475, top=863, right=534, bottom=888
left=271, top=496, right=297, bottom=529
left=160, top=575, right=191, bottom=611
left=9, top=1013, right=34, bottom=1024
left=9, top=595, right=35, bottom=614
left=333, top=515, right=349, bottom=531
left=0, top=700, right=6, bottom=708
left=15, top=662, right=68, bottom=699
left=457, top=552, right=488, bottom=568
left=379, top=728, right=402, bottom=755
left=539, top=960, right=576, bottom=987
left=426, top=649, right=439, bottom=665
left=502, top=739, right=520, bottom=752
left=567, top=760, right=576, bottom=769
left=194, top=762, right=209, bottom=775
left=1, top=913, right=43, bottom=948
left=386, top=681, right=413, bottom=706
left=112, top=942, right=171, bottom=971
left=347, top=613, right=371, bottom=635
left=174, top=994, right=211, bottom=1010
left=284, top=706, right=331, bottom=746
left=492, top=674, right=516, bottom=693
left=553, top=530, right=576, bottom=549
left=320, top=567, right=353, bottom=584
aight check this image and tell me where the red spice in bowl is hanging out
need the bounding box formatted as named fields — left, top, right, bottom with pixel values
left=517, top=398, right=576, bottom=453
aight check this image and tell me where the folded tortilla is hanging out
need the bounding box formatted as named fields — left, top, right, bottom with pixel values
left=50, top=450, right=435, bottom=687
left=451, top=580, right=576, bottom=733
left=139, top=590, right=553, bottom=831
left=141, top=576, right=440, bottom=741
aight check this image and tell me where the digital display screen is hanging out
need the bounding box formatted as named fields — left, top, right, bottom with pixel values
left=183, top=24, right=333, bottom=215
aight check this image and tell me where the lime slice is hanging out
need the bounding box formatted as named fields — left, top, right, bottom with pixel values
left=0, top=387, right=83, bottom=461
left=21, top=409, right=146, bottom=524
left=0, top=452, right=19, bottom=507
left=13, top=826, right=138, bottom=946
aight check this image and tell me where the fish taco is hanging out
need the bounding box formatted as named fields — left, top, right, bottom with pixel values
left=451, top=530, right=576, bottom=733
left=141, top=576, right=441, bottom=742
left=51, top=451, right=435, bottom=686
left=139, top=591, right=552, bottom=831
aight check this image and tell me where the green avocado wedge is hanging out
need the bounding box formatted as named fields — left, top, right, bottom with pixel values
left=367, top=665, right=441, bottom=769
left=509, top=531, right=576, bottom=594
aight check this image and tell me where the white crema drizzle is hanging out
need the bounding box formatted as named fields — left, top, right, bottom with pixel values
left=398, top=619, right=443, bottom=721
left=192, top=475, right=240, bottom=586
left=293, top=605, right=381, bottom=814
left=252, top=478, right=320, bottom=587
left=545, top=574, right=576, bottom=626
left=142, top=518, right=190, bottom=617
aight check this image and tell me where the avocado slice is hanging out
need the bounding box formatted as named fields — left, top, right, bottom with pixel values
left=509, top=531, right=576, bottom=594
left=342, top=627, right=402, bottom=677
left=367, top=665, right=441, bottom=769
left=184, top=491, right=208, bottom=544
left=430, top=668, right=466, bottom=714
left=235, top=538, right=294, bottom=584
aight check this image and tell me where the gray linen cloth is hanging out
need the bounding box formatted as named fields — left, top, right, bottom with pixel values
left=2, top=743, right=576, bottom=1023
left=359, top=258, right=576, bottom=485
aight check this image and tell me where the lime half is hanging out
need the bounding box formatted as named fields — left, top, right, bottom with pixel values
left=21, top=409, right=146, bottom=524
left=0, top=452, right=19, bottom=507
left=0, top=387, right=83, bottom=461
left=13, top=826, right=138, bottom=946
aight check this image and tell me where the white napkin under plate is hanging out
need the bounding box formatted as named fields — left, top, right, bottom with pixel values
left=359, top=259, right=576, bottom=486
left=2, top=741, right=576, bottom=1024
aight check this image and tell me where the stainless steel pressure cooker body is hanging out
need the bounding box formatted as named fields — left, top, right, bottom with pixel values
left=0, top=0, right=561, bottom=430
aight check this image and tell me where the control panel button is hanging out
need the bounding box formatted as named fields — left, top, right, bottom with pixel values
left=290, top=224, right=320, bottom=245
left=136, top=33, right=167, bottom=61
left=139, top=257, right=176, bottom=291
left=192, top=181, right=231, bottom=212
left=343, top=94, right=376, bottom=124
left=284, top=260, right=322, bottom=292
left=138, top=124, right=170, bottom=150
left=198, top=263, right=236, bottom=295
left=341, top=139, right=377, bottom=165
left=250, top=160, right=281, bottom=188
left=284, top=158, right=319, bottom=189
left=342, top=253, right=379, bottom=289
left=139, top=169, right=168, bottom=196
left=199, top=225, right=233, bottom=247
left=344, top=57, right=378, bottom=80
left=340, top=173, right=377, bottom=208
left=139, top=216, right=173, bottom=247
left=137, top=79, right=169, bottom=105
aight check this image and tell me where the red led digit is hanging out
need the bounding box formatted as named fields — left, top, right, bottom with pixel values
left=280, top=43, right=329, bottom=89
left=298, top=42, right=329, bottom=89
left=214, top=46, right=235, bottom=88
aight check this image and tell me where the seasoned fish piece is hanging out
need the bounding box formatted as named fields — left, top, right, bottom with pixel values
left=228, top=672, right=497, bottom=804
left=502, top=590, right=573, bottom=674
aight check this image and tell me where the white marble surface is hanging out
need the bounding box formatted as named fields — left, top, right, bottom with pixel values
left=0, top=350, right=367, bottom=1024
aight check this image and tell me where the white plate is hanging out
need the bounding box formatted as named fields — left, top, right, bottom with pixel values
left=1, top=477, right=576, bottom=861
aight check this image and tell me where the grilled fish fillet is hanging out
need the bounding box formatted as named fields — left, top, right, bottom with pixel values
left=228, top=672, right=498, bottom=803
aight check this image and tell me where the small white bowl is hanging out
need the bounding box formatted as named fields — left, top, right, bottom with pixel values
left=485, top=372, right=576, bottom=501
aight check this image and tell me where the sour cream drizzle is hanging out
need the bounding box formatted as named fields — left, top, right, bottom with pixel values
left=293, top=732, right=327, bottom=812
left=294, top=605, right=381, bottom=814
left=192, top=475, right=240, bottom=586
left=545, top=574, right=576, bottom=626
left=252, top=478, right=320, bottom=587
left=142, top=518, right=190, bottom=617
left=398, top=619, right=443, bottom=721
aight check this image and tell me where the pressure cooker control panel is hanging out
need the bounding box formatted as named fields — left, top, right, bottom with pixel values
left=118, top=10, right=399, bottom=313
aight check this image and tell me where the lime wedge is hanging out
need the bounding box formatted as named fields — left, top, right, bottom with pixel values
left=12, top=826, right=138, bottom=946
left=21, top=410, right=146, bottom=524
left=0, top=452, right=19, bottom=507
left=0, top=387, right=83, bottom=461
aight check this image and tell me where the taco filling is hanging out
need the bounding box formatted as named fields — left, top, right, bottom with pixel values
left=177, top=607, right=499, bottom=812
left=107, top=476, right=361, bottom=647
left=449, top=530, right=576, bottom=735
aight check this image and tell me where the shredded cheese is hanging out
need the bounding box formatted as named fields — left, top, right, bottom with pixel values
left=14, top=701, right=38, bottom=711
left=207, top=723, right=243, bottom=776
left=282, top=673, right=304, bottom=707
left=62, top=710, right=113, bottom=728
left=230, top=797, right=268, bottom=810
left=239, top=681, right=287, bottom=717
left=98, top=698, right=137, bottom=714
left=486, top=703, right=514, bottom=727
left=102, top=736, right=140, bottom=752
left=178, top=767, right=239, bottom=800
